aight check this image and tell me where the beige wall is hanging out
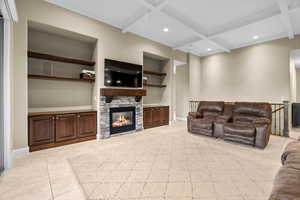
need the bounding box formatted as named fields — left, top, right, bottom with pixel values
left=28, top=79, right=93, bottom=108
left=12, top=0, right=187, bottom=149
left=28, top=29, right=95, bottom=108
left=189, top=54, right=201, bottom=100
left=198, top=36, right=300, bottom=103
left=176, top=64, right=189, bottom=118
left=143, top=56, right=165, bottom=104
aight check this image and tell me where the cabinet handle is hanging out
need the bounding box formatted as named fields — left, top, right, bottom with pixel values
left=56, top=117, right=59, bottom=120
left=52, top=117, right=55, bottom=120
left=77, top=115, right=81, bottom=118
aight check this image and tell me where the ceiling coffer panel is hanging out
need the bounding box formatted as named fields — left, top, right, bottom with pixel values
left=46, top=0, right=300, bottom=56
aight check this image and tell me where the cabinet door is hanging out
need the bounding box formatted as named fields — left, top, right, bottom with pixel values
left=78, top=112, right=97, bottom=138
left=152, top=108, right=161, bottom=126
left=55, top=114, right=77, bottom=142
left=143, top=108, right=153, bottom=129
left=161, top=107, right=169, bottom=125
left=29, top=115, right=54, bottom=146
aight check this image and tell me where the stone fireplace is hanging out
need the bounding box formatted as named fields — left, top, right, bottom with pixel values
left=99, top=88, right=146, bottom=138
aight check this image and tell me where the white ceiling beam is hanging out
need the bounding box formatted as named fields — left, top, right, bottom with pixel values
left=132, top=0, right=230, bottom=53
left=277, top=0, right=294, bottom=39
left=167, top=15, right=230, bottom=53
left=122, top=0, right=169, bottom=33
left=177, top=6, right=300, bottom=51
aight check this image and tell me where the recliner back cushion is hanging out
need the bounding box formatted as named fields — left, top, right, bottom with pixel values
left=197, top=101, right=224, bottom=116
left=233, top=102, right=271, bottom=118
left=203, top=111, right=222, bottom=119
left=233, top=114, right=257, bottom=124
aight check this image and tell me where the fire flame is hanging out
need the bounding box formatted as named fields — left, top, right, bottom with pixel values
left=112, top=115, right=130, bottom=127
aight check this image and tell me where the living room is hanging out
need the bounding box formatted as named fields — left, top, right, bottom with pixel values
left=0, top=0, right=300, bottom=199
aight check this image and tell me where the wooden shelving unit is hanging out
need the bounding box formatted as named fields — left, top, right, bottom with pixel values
left=143, top=83, right=166, bottom=88
left=28, top=51, right=95, bottom=66
left=28, top=74, right=95, bottom=83
left=143, top=70, right=167, bottom=76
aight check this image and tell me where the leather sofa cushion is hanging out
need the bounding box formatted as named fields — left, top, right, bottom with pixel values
left=233, top=114, right=257, bottom=124
left=188, top=112, right=201, bottom=118
left=216, top=115, right=231, bottom=123
left=269, top=166, right=300, bottom=200
left=191, top=118, right=213, bottom=130
left=224, top=123, right=256, bottom=137
left=191, top=127, right=213, bottom=136
left=234, top=102, right=271, bottom=118
left=197, top=101, right=224, bottom=114
left=281, top=140, right=300, bottom=169
left=224, top=134, right=255, bottom=145
left=253, top=117, right=271, bottom=124
left=203, top=111, right=221, bottom=119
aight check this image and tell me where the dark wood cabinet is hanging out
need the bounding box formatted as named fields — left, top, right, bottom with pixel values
left=78, top=112, right=97, bottom=138
left=160, top=107, right=169, bottom=124
left=143, top=108, right=153, bottom=129
left=28, top=110, right=97, bottom=151
left=29, top=115, right=55, bottom=146
left=55, top=114, right=78, bottom=142
left=152, top=108, right=162, bottom=126
left=143, top=106, right=169, bottom=129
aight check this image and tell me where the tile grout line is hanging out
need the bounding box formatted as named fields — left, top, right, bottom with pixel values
left=46, top=158, right=55, bottom=200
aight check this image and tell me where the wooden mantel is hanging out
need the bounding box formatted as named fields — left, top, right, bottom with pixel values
left=100, top=88, right=147, bottom=103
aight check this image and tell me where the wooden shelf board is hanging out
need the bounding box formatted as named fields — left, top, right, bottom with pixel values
left=143, top=83, right=167, bottom=88
left=143, top=70, right=167, bottom=76
left=28, top=51, right=95, bottom=66
left=28, top=74, right=95, bottom=83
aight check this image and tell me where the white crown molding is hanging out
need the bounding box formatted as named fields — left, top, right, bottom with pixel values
left=1, top=0, right=18, bottom=21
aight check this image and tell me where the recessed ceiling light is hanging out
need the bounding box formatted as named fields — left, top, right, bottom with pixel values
left=207, top=48, right=212, bottom=51
left=253, top=35, right=259, bottom=40
left=163, top=27, right=169, bottom=32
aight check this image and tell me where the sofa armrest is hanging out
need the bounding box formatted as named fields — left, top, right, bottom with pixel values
left=255, top=124, right=271, bottom=148
left=216, top=115, right=231, bottom=123
left=188, top=112, right=201, bottom=119
left=253, top=117, right=271, bottom=124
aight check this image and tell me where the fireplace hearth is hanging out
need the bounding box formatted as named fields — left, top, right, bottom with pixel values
left=110, top=107, right=136, bottom=135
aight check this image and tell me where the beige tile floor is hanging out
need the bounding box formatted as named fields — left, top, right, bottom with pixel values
left=0, top=121, right=294, bottom=200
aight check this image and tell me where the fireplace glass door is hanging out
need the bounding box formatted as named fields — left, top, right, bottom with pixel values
left=112, top=111, right=133, bottom=127
left=110, top=107, right=136, bottom=135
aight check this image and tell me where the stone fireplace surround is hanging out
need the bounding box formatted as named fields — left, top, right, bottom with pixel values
left=99, top=95, right=143, bottom=139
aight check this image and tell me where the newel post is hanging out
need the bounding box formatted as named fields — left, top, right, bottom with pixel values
left=283, top=100, right=289, bottom=137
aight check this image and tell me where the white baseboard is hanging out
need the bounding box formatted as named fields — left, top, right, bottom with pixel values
left=96, top=134, right=101, bottom=140
left=12, top=147, right=29, bottom=159
left=176, top=117, right=187, bottom=121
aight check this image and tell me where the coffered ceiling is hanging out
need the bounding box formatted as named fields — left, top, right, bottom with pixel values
left=46, top=0, right=300, bottom=56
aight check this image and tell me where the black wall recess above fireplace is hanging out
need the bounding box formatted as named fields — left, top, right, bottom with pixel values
left=110, top=107, right=136, bottom=135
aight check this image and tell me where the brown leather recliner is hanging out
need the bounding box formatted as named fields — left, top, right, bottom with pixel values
left=187, top=101, right=224, bottom=137
left=269, top=138, right=300, bottom=200
left=223, top=102, right=272, bottom=148
left=214, top=103, right=234, bottom=138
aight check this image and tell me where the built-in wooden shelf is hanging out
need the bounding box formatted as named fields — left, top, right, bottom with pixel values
left=28, top=74, right=95, bottom=83
left=143, top=83, right=167, bottom=88
left=143, top=70, right=167, bottom=76
left=28, top=51, right=95, bottom=66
